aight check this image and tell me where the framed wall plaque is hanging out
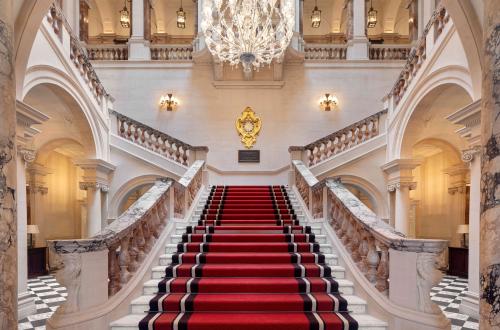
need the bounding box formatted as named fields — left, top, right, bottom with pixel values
left=238, top=150, right=260, bottom=163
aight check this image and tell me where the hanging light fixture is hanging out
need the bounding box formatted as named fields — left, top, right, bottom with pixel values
left=119, top=0, right=130, bottom=28
left=177, top=0, right=186, bottom=29
left=201, top=0, right=295, bottom=73
left=311, top=0, right=321, bottom=28
left=367, top=0, right=377, bottom=28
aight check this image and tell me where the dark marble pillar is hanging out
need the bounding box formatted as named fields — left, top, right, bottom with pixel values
left=0, top=0, right=18, bottom=328
left=480, top=1, right=500, bottom=328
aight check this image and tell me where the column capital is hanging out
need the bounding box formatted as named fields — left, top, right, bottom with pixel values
left=461, top=145, right=481, bottom=163
left=17, top=146, right=36, bottom=164
left=387, top=181, right=417, bottom=192
left=79, top=181, right=109, bottom=192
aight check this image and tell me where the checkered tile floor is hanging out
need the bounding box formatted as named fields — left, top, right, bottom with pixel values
left=18, top=275, right=67, bottom=330
left=19, top=274, right=479, bottom=329
left=430, top=275, right=479, bottom=330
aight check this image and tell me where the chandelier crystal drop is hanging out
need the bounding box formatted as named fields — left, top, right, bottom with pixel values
left=201, top=0, right=295, bottom=73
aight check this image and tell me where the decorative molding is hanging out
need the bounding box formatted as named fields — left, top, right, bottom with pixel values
left=235, top=107, right=262, bottom=149
left=27, top=185, right=49, bottom=195
left=212, top=80, right=285, bottom=89
left=461, top=145, right=481, bottom=163
left=18, top=146, right=37, bottom=163
left=79, top=181, right=110, bottom=192
left=387, top=181, right=417, bottom=192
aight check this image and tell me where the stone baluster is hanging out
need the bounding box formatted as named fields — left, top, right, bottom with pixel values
left=366, top=237, right=380, bottom=284
left=119, top=235, right=132, bottom=284
left=376, top=243, right=389, bottom=293
left=357, top=231, right=369, bottom=273
left=128, top=234, right=140, bottom=272
left=108, top=244, right=121, bottom=296
left=135, top=226, right=146, bottom=262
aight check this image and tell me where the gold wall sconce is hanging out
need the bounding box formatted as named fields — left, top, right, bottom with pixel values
left=159, top=93, right=178, bottom=111
left=319, top=93, right=339, bottom=111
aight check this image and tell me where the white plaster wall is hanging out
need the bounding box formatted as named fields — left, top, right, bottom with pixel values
left=95, top=62, right=402, bottom=181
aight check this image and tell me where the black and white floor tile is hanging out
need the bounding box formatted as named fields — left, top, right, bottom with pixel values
left=430, top=275, right=479, bottom=330
left=19, top=274, right=479, bottom=329
left=18, top=275, right=67, bottom=330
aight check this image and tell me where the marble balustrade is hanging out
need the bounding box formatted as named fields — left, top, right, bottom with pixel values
left=385, top=4, right=451, bottom=106
left=369, top=45, right=412, bottom=61
left=150, top=45, right=193, bottom=61
left=292, top=160, right=448, bottom=314
left=113, top=111, right=208, bottom=167
left=87, top=45, right=129, bottom=61
left=290, top=110, right=386, bottom=167
left=46, top=4, right=111, bottom=105
left=304, top=44, right=347, bottom=60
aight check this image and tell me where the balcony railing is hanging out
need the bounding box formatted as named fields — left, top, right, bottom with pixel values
left=304, top=44, right=347, bottom=60
left=369, top=45, right=412, bottom=60
left=150, top=45, right=193, bottom=61
left=87, top=45, right=128, bottom=61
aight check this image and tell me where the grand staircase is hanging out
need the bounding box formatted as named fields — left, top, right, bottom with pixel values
left=111, top=186, right=387, bottom=330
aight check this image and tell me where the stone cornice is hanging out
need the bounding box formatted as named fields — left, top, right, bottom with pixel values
left=381, top=158, right=423, bottom=174
left=73, top=159, right=116, bottom=173
left=16, top=100, right=50, bottom=128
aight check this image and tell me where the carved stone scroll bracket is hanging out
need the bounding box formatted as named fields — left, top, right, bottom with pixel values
left=416, top=252, right=443, bottom=314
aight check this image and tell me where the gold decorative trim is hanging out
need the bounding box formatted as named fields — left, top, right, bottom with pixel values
left=235, top=107, right=262, bottom=149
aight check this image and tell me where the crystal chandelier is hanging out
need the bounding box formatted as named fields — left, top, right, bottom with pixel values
left=201, top=0, right=295, bottom=73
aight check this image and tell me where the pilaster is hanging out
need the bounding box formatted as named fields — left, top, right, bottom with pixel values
left=346, top=0, right=369, bottom=60
left=128, top=0, right=151, bottom=60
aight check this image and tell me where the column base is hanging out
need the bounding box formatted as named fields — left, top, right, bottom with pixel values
left=459, top=290, right=479, bottom=319
left=346, top=37, right=369, bottom=60
left=128, top=37, right=151, bottom=60
left=18, top=291, right=36, bottom=320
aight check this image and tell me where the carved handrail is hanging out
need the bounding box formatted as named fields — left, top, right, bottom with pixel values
left=173, top=160, right=205, bottom=218
left=386, top=5, right=451, bottom=106
left=150, top=45, right=193, bottom=60
left=291, top=110, right=387, bottom=167
left=46, top=4, right=110, bottom=103
left=304, top=44, right=347, bottom=60
left=291, top=160, right=448, bottom=314
left=112, top=111, right=208, bottom=167
left=47, top=159, right=205, bottom=318
left=49, top=179, right=173, bottom=298
left=369, top=44, right=412, bottom=60
left=87, top=44, right=129, bottom=60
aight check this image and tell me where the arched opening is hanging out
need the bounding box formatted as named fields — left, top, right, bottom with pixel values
left=400, top=83, right=472, bottom=245
left=117, top=183, right=154, bottom=216
left=22, top=83, right=97, bottom=247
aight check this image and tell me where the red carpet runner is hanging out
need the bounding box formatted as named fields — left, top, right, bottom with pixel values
left=140, top=186, right=358, bottom=330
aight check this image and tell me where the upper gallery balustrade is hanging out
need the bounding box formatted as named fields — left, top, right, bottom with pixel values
left=69, top=0, right=425, bottom=63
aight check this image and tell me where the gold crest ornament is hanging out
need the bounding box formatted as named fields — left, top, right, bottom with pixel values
left=235, top=107, right=262, bottom=149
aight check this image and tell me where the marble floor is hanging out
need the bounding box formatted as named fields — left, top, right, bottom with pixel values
left=18, top=274, right=478, bottom=329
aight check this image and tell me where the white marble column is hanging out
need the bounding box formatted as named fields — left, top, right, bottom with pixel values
left=27, top=164, right=50, bottom=247
left=480, top=2, right=500, bottom=327
left=80, top=183, right=102, bottom=237
left=445, top=165, right=469, bottom=247
left=16, top=148, right=36, bottom=319
left=382, top=159, right=422, bottom=236
left=128, top=0, right=151, bottom=60
left=75, top=159, right=115, bottom=237
left=388, top=182, right=416, bottom=236
left=459, top=146, right=481, bottom=319
left=346, top=0, right=369, bottom=60
left=101, top=189, right=109, bottom=228
left=0, top=0, right=18, bottom=327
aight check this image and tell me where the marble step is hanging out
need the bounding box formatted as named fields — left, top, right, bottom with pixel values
left=175, top=225, right=323, bottom=235
left=169, top=233, right=328, bottom=244
left=129, top=294, right=367, bottom=315
left=150, top=263, right=345, bottom=279
left=142, top=277, right=356, bottom=296
left=158, top=251, right=337, bottom=266
left=165, top=243, right=334, bottom=255
left=110, top=311, right=386, bottom=330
